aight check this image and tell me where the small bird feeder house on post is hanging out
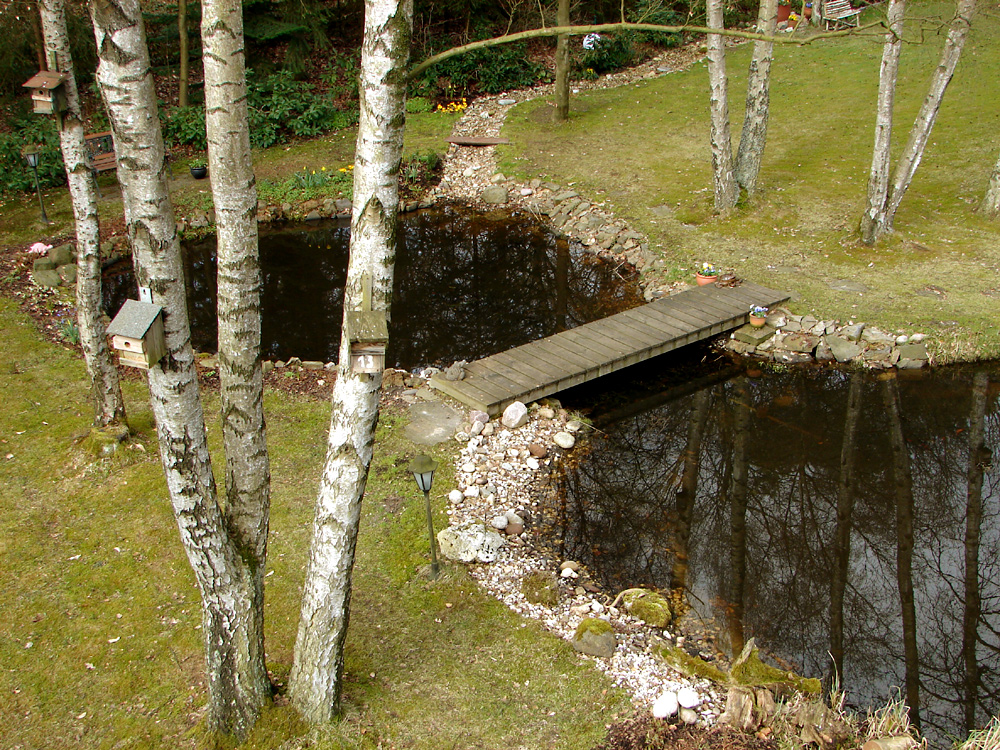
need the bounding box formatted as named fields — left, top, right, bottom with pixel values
left=106, top=299, right=166, bottom=370
left=22, top=71, right=69, bottom=115
left=345, top=272, right=388, bottom=375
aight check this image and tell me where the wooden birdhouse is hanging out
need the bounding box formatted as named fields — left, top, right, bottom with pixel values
left=22, top=71, right=69, bottom=115
left=345, top=272, right=388, bottom=375
left=106, top=299, right=166, bottom=370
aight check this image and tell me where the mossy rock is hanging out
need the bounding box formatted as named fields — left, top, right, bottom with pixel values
left=654, top=644, right=728, bottom=684
left=522, top=570, right=559, bottom=607
left=620, top=588, right=672, bottom=628
left=572, top=617, right=617, bottom=658
left=730, top=639, right=821, bottom=695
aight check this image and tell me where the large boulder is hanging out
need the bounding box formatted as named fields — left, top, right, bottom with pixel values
left=437, top=521, right=504, bottom=563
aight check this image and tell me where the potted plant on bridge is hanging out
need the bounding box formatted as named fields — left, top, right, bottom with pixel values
left=749, top=305, right=769, bottom=327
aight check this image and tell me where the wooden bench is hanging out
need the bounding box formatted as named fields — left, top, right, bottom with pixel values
left=821, top=0, right=861, bottom=29
left=84, top=131, right=116, bottom=196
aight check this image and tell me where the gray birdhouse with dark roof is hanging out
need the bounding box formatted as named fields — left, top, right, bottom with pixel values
left=345, top=272, right=388, bottom=375
left=106, top=299, right=166, bottom=370
left=22, top=71, right=69, bottom=115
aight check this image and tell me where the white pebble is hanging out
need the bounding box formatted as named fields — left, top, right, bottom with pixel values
left=679, top=707, right=698, bottom=725
left=560, top=567, right=578, bottom=579
left=677, top=686, right=701, bottom=708
left=526, top=457, right=540, bottom=470
left=651, top=691, right=679, bottom=719
left=448, top=489, right=464, bottom=503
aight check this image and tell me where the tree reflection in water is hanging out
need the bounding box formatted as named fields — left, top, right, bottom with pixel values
left=101, top=206, right=642, bottom=369
left=549, top=359, right=1000, bottom=743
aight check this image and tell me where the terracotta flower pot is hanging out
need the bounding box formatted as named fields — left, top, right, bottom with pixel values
left=695, top=273, right=717, bottom=286
left=749, top=315, right=767, bottom=328
left=777, top=4, right=792, bottom=22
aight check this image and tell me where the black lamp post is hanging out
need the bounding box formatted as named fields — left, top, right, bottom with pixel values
left=23, top=146, right=49, bottom=224
left=409, top=454, right=439, bottom=579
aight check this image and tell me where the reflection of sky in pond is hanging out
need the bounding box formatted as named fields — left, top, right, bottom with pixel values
left=551, top=356, right=1000, bottom=745
left=102, top=206, right=642, bottom=369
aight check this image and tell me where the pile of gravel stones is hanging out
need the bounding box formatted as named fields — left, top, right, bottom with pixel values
left=437, top=397, right=726, bottom=726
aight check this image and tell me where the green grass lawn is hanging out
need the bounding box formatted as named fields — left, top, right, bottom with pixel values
left=500, top=0, right=1000, bottom=362
left=0, top=295, right=630, bottom=748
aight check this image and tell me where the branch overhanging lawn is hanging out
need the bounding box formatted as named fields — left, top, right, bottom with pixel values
left=407, top=20, right=890, bottom=80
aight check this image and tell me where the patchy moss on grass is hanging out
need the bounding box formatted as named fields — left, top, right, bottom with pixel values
left=0, top=296, right=630, bottom=749
left=499, top=1, right=1000, bottom=363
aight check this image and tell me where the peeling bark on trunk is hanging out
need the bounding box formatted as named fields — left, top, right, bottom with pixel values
left=202, top=0, right=271, bottom=709
left=39, top=0, right=126, bottom=429
left=882, top=0, right=976, bottom=230
left=553, top=0, right=570, bottom=122
left=88, top=0, right=263, bottom=737
left=883, top=375, right=920, bottom=728
left=289, top=0, right=412, bottom=724
left=706, top=0, right=739, bottom=212
left=962, top=371, right=988, bottom=732
left=860, top=0, right=904, bottom=245
left=981, top=148, right=1000, bottom=217
left=829, top=372, right=861, bottom=681
left=734, top=0, right=777, bottom=195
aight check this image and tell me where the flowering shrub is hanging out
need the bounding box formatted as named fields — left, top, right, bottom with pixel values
left=436, top=98, right=467, bottom=114
left=28, top=242, right=52, bottom=255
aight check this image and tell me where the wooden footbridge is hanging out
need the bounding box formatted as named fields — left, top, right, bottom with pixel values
left=429, top=280, right=789, bottom=415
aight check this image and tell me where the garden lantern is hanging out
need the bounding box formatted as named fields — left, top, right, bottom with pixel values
left=409, top=454, right=439, bottom=578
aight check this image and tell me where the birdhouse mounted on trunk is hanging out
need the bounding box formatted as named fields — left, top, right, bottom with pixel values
left=22, top=71, right=69, bottom=115
left=345, top=272, right=388, bottom=375
left=106, top=299, right=166, bottom=370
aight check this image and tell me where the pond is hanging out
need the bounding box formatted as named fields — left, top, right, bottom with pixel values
left=550, top=350, right=1000, bottom=744
left=102, top=206, right=642, bottom=370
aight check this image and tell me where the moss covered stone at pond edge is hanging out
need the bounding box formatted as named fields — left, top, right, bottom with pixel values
left=620, top=588, right=672, bottom=628
left=522, top=570, right=559, bottom=606
left=654, top=644, right=729, bottom=684
left=730, top=640, right=822, bottom=695
left=572, top=617, right=617, bottom=658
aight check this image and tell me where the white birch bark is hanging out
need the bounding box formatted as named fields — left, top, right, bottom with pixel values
left=859, top=0, right=904, bottom=245
left=88, top=0, right=264, bottom=737
left=706, top=0, right=739, bottom=212
left=39, top=0, right=126, bottom=429
left=981, top=148, right=1000, bottom=217
left=289, top=0, right=412, bottom=724
left=734, top=0, right=777, bottom=195
left=202, top=0, right=271, bottom=709
left=882, top=0, right=977, bottom=230
left=553, top=0, right=570, bottom=122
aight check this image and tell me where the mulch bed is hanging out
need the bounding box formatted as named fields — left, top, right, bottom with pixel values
left=598, top=714, right=777, bottom=750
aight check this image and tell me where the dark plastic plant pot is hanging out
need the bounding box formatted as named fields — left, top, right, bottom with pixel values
left=190, top=165, right=208, bottom=179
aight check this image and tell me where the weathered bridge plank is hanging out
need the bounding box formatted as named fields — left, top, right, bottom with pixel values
left=429, top=280, right=789, bottom=415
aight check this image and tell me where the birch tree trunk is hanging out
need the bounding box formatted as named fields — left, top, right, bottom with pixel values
left=289, top=0, right=412, bottom=724
left=39, top=0, right=126, bottom=429
left=706, top=0, right=739, bottom=212
left=89, top=0, right=265, bottom=737
left=727, top=377, right=751, bottom=656
left=671, top=388, right=710, bottom=593
left=734, top=0, right=777, bottom=195
left=980, top=148, right=1000, bottom=217
left=553, top=0, right=570, bottom=122
left=202, top=0, right=271, bottom=710
left=860, top=0, right=904, bottom=245
left=882, top=0, right=976, bottom=230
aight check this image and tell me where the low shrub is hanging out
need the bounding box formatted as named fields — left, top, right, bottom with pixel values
left=414, top=40, right=550, bottom=100
left=0, top=117, right=64, bottom=196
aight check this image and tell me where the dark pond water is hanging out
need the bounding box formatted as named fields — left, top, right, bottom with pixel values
left=550, top=351, right=1000, bottom=744
left=102, top=206, right=642, bottom=370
